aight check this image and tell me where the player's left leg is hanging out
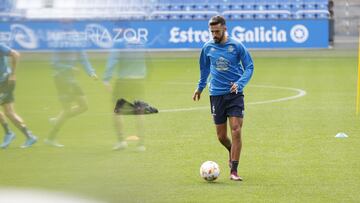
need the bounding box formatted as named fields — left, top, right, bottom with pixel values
left=211, top=95, right=231, bottom=163
left=3, top=102, right=37, bottom=148
left=0, top=111, right=15, bottom=148
left=135, top=114, right=145, bottom=151
left=229, top=116, right=243, bottom=181
left=45, top=96, right=87, bottom=147
left=112, top=114, right=127, bottom=150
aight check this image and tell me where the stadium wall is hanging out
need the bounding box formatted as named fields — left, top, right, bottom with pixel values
left=0, top=19, right=329, bottom=51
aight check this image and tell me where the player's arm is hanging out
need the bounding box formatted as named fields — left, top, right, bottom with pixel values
left=193, top=47, right=210, bottom=101
left=8, top=49, right=20, bottom=81
left=79, top=51, right=98, bottom=80
left=103, top=51, right=118, bottom=84
left=102, top=51, right=120, bottom=92
left=231, top=45, right=254, bottom=93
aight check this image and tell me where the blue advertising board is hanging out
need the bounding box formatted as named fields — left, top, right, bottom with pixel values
left=0, top=20, right=328, bottom=50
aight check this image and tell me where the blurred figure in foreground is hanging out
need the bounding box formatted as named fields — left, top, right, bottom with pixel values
left=45, top=50, right=97, bottom=147
left=0, top=43, right=37, bottom=149
left=103, top=41, right=149, bottom=151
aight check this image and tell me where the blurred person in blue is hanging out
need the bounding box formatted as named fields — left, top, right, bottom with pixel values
left=0, top=43, right=37, bottom=149
left=45, top=50, right=98, bottom=147
left=192, top=16, right=254, bottom=181
left=103, top=39, right=147, bottom=152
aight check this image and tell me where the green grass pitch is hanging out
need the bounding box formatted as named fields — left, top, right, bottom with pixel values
left=0, top=50, right=359, bottom=202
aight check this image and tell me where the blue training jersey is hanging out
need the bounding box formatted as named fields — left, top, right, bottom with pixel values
left=197, top=37, right=254, bottom=96
left=103, top=50, right=147, bottom=82
left=52, top=50, right=96, bottom=77
left=103, top=41, right=147, bottom=82
left=0, top=43, right=12, bottom=83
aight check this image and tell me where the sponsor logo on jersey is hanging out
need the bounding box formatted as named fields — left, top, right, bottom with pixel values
left=215, top=57, right=230, bottom=71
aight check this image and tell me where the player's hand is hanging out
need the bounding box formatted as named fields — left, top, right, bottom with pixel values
left=8, top=74, right=16, bottom=81
left=230, top=82, right=238, bottom=94
left=90, top=73, right=98, bottom=80
left=192, top=89, right=202, bottom=101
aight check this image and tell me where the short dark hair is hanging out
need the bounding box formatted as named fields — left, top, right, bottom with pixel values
left=208, top=15, right=226, bottom=26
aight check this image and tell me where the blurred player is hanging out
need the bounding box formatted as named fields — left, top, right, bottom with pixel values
left=103, top=40, right=147, bottom=151
left=192, top=16, right=254, bottom=181
left=0, top=43, right=37, bottom=149
left=45, top=50, right=97, bottom=147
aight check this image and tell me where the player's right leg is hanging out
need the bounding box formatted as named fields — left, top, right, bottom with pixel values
left=0, top=112, right=15, bottom=148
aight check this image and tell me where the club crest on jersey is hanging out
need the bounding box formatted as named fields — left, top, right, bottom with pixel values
left=215, top=56, right=229, bottom=71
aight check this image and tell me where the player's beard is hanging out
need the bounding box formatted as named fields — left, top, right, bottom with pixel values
left=213, top=32, right=225, bottom=44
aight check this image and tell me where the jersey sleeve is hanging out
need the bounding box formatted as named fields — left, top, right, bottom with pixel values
left=236, top=44, right=254, bottom=91
left=0, top=44, right=11, bottom=56
left=197, top=46, right=210, bottom=92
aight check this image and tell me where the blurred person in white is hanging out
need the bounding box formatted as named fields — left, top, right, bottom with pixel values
left=0, top=43, right=37, bottom=149
left=45, top=50, right=98, bottom=147
left=103, top=40, right=147, bottom=152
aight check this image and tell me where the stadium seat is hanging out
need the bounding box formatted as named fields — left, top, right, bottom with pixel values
left=229, top=3, right=244, bottom=11
left=231, top=14, right=242, bottom=20
left=266, top=0, right=279, bottom=10
left=278, top=0, right=291, bottom=10
left=317, top=12, right=329, bottom=19
left=154, top=4, right=170, bottom=11
left=193, top=13, right=206, bottom=20
left=256, top=5, right=266, bottom=11
left=254, top=13, right=266, bottom=19
left=192, top=4, right=206, bottom=11
left=169, top=4, right=183, bottom=11
left=279, top=13, right=290, bottom=19
left=316, top=0, right=329, bottom=10
left=303, top=0, right=317, bottom=10
left=243, top=13, right=254, bottom=19
left=243, top=3, right=255, bottom=10
left=267, top=13, right=279, bottom=19
left=295, top=9, right=330, bottom=20
left=304, top=12, right=316, bottom=19
left=182, top=14, right=193, bottom=20
left=152, top=14, right=169, bottom=20
left=290, top=0, right=304, bottom=11
left=218, top=4, right=230, bottom=12
left=207, top=4, right=219, bottom=11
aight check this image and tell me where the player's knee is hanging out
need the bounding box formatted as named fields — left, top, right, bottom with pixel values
left=231, top=127, right=241, bottom=138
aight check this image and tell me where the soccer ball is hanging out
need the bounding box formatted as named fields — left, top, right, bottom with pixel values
left=200, top=161, right=220, bottom=181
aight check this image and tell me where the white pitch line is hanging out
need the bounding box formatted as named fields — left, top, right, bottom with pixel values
left=247, top=85, right=307, bottom=105
left=160, top=84, right=306, bottom=113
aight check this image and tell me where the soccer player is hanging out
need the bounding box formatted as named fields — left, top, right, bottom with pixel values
left=103, top=41, right=147, bottom=152
left=0, top=43, right=37, bottom=149
left=192, top=16, right=254, bottom=181
left=45, top=50, right=97, bottom=147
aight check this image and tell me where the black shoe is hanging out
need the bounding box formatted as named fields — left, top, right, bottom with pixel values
left=134, top=100, right=159, bottom=114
